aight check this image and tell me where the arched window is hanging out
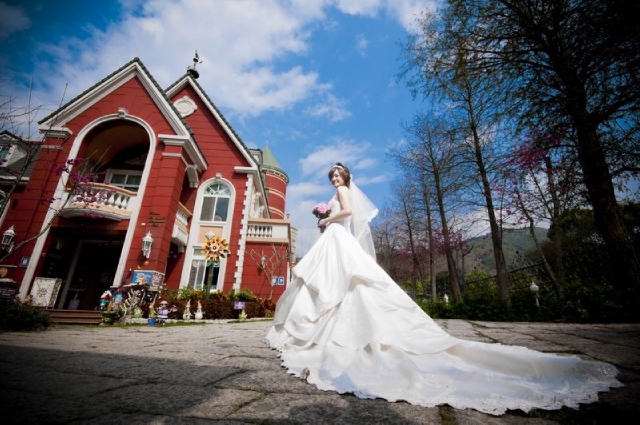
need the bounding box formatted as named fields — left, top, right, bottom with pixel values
left=200, top=183, right=231, bottom=222
left=185, top=181, right=233, bottom=292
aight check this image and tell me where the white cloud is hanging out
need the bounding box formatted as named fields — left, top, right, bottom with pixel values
left=335, top=0, right=382, bottom=16
left=14, top=0, right=438, bottom=128
left=384, top=0, right=439, bottom=33
left=28, top=0, right=333, bottom=121
left=0, top=2, right=30, bottom=39
left=298, top=139, right=376, bottom=177
left=355, top=33, right=369, bottom=56
left=305, top=93, right=351, bottom=122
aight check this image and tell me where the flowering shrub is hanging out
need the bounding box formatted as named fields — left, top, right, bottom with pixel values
left=0, top=300, right=51, bottom=331
left=152, top=288, right=271, bottom=320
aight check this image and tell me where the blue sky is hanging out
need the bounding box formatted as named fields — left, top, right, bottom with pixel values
left=8, top=1, right=634, bottom=256
left=0, top=0, right=438, bottom=252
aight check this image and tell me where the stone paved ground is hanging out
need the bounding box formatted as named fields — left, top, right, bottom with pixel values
left=0, top=319, right=638, bottom=424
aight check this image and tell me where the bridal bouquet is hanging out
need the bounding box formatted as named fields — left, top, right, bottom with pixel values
left=312, top=203, right=331, bottom=232
left=312, top=202, right=331, bottom=220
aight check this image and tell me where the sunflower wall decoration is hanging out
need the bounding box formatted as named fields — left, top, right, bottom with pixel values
left=202, top=234, right=231, bottom=265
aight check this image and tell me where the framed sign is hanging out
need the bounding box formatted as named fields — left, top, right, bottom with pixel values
left=29, top=277, right=62, bottom=308
left=131, top=270, right=165, bottom=286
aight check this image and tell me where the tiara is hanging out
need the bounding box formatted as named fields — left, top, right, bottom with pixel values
left=330, top=164, right=345, bottom=171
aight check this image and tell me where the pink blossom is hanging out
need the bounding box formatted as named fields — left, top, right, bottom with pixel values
left=312, top=203, right=331, bottom=219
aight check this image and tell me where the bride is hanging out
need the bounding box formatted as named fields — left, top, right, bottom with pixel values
left=265, top=162, right=622, bottom=415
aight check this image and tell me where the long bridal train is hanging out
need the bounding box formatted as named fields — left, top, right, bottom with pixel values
left=266, top=214, right=622, bottom=415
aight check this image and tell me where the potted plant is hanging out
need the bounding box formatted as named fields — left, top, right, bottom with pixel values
left=147, top=303, right=157, bottom=326
left=101, top=303, right=121, bottom=325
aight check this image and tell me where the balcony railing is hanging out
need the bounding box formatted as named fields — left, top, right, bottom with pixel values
left=246, top=218, right=290, bottom=244
left=60, top=183, right=136, bottom=221
left=171, top=202, right=192, bottom=247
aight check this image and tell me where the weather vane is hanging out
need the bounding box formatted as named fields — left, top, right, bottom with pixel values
left=187, top=50, right=203, bottom=79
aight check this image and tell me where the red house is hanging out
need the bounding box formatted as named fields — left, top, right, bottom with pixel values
left=0, top=57, right=294, bottom=309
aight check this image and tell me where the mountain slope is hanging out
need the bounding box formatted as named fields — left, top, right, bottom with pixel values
left=461, top=227, right=548, bottom=274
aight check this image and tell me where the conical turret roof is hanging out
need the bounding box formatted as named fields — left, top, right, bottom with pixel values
left=262, top=146, right=288, bottom=182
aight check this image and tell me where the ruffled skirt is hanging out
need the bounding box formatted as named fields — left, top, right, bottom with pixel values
left=265, top=223, right=622, bottom=415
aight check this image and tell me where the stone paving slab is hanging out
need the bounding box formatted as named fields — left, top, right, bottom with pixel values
left=0, top=319, right=638, bottom=424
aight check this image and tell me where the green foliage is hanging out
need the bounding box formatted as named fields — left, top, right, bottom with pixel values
left=155, top=287, right=271, bottom=320
left=229, top=288, right=256, bottom=302
left=463, top=270, right=498, bottom=302
left=419, top=299, right=454, bottom=319
left=177, top=287, right=202, bottom=300
left=453, top=299, right=512, bottom=321
left=0, top=300, right=51, bottom=331
left=558, top=279, right=634, bottom=322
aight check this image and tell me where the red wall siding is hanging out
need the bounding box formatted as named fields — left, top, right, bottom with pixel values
left=171, top=85, right=253, bottom=292
left=243, top=241, right=289, bottom=300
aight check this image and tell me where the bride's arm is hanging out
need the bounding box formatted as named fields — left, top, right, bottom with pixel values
left=318, top=186, right=352, bottom=227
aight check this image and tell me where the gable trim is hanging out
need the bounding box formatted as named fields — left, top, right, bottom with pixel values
left=38, top=60, right=191, bottom=141
left=165, top=77, right=258, bottom=168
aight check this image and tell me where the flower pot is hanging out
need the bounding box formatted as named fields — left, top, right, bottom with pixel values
left=101, top=311, right=119, bottom=325
left=148, top=318, right=157, bottom=326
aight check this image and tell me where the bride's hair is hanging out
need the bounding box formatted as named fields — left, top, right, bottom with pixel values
left=328, top=162, right=351, bottom=187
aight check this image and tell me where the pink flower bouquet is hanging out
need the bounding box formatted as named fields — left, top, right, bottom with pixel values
left=312, top=203, right=331, bottom=233
left=312, top=203, right=331, bottom=220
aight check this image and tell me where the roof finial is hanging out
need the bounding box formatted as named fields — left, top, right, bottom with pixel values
left=187, top=50, right=202, bottom=79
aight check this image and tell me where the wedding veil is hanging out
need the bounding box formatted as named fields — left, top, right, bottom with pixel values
left=349, top=180, right=378, bottom=259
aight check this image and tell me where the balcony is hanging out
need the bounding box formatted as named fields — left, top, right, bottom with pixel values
left=171, top=202, right=192, bottom=248
left=60, top=183, right=136, bottom=221
left=246, top=218, right=290, bottom=244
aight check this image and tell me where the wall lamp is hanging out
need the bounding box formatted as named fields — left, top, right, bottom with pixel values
left=142, top=231, right=153, bottom=258
left=2, top=225, right=15, bottom=252
left=258, top=250, right=266, bottom=270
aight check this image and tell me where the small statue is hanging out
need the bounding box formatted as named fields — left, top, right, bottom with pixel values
left=158, top=300, right=169, bottom=325
left=194, top=300, right=204, bottom=320
left=183, top=299, right=192, bottom=320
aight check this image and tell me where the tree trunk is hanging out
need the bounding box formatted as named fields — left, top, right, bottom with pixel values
left=543, top=156, right=564, bottom=294
left=576, top=125, right=640, bottom=293
left=433, top=171, right=463, bottom=302
left=469, top=116, right=511, bottom=308
left=400, top=195, right=422, bottom=300
left=424, top=187, right=438, bottom=301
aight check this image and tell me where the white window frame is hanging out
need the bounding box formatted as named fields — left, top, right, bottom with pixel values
left=0, top=144, right=16, bottom=167
left=186, top=248, right=223, bottom=291
left=105, top=169, right=143, bottom=191
left=199, top=182, right=231, bottom=223
left=181, top=178, right=236, bottom=292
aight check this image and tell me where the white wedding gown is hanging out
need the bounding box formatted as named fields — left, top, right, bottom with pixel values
left=265, top=197, right=622, bottom=415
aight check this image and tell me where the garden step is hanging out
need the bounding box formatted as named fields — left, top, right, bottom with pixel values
left=47, top=309, right=103, bottom=325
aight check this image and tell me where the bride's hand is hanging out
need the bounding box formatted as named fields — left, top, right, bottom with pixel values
left=318, top=218, right=328, bottom=228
